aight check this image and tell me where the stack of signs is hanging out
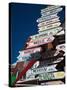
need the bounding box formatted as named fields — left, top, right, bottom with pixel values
left=38, top=6, right=62, bottom=33
left=15, top=5, right=65, bottom=86
left=25, top=6, right=65, bottom=84
left=26, top=6, right=64, bottom=49
left=37, top=6, right=62, bottom=33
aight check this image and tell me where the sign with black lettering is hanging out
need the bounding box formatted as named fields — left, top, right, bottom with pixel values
left=27, top=36, right=54, bottom=48
left=39, top=71, right=65, bottom=81
left=30, top=27, right=62, bottom=40
left=32, top=64, right=57, bottom=75
left=41, top=8, right=63, bottom=17
left=38, top=22, right=61, bottom=31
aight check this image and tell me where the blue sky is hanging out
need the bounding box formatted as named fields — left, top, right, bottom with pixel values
left=10, top=3, right=65, bottom=64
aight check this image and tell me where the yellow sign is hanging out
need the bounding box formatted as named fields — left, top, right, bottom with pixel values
left=54, top=72, right=65, bottom=79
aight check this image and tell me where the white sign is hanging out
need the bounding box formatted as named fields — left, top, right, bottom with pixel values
left=30, top=27, right=62, bottom=40
left=41, top=80, right=64, bottom=85
left=39, top=27, right=62, bottom=33
left=41, top=8, right=63, bottom=17
left=39, top=71, right=65, bottom=81
left=39, top=27, right=61, bottom=36
left=17, top=47, right=41, bottom=61
left=37, top=13, right=58, bottom=23
left=56, top=30, right=65, bottom=35
left=32, top=64, right=57, bottom=75
left=19, top=47, right=41, bottom=56
left=26, top=36, right=54, bottom=48
left=37, top=17, right=60, bottom=27
left=38, top=22, right=61, bottom=31
left=56, top=44, right=65, bottom=52
left=17, top=52, right=41, bottom=61
left=41, top=6, right=60, bottom=13
left=54, top=44, right=65, bottom=56
left=17, top=54, right=31, bottom=61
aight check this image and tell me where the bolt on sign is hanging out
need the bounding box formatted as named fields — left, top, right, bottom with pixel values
left=19, top=47, right=41, bottom=55
left=41, top=80, right=64, bottom=85
left=39, top=71, right=65, bottom=81
left=31, top=64, right=57, bottom=75
left=41, top=6, right=60, bottom=13
left=38, top=22, right=61, bottom=31
left=27, top=36, right=54, bottom=48
left=36, top=13, right=58, bottom=23
left=39, top=27, right=62, bottom=33
left=37, top=17, right=60, bottom=27
left=17, top=52, right=41, bottom=61
left=30, top=27, right=62, bottom=40
left=56, top=44, right=65, bottom=52
left=17, top=47, right=41, bottom=61
left=41, top=7, right=63, bottom=17
left=56, top=30, right=65, bottom=36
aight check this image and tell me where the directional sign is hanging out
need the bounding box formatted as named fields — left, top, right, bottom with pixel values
left=37, top=13, right=58, bottom=23
left=38, top=22, right=61, bottom=31
left=38, top=27, right=62, bottom=35
left=30, top=27, right=62, bottom=40
left=41, top=7, right=63, bottom=17
left=27, top=36, right=54, bottom=48
left=41, top=6, right=60, bottom=13
left=17, top=52, right=41, bottom=61
left=39, top=71, right=65, bottom=81
left=56, top=30, right=65, bottom=36
left=17, top=47, right=41, bottom=61
left=31, top=64, right=57, bottom=75
left=37, top=17, right=60, bottom=27
left=41, top=80, right=64, bottom=85
left=56, top=44, right=65, bottom=52
left=38, top=27, right=62, bottom=33
left=19, top=47, right=41, bottom=56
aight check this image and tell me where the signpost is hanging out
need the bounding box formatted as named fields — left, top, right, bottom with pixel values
left=39, top=71, right=65, bottom=81
left=41, top=80, right=64, bottom=85
left=38, top=27, right=61, bottom=35
left=27, top=36, right=54, bottom=48
left=37, top=14, right=58, bottom=23
left=41, top=6, right=60, bottom=13
left=13, top=6, right=65, bottom=86
left=17, top=52, right=41, bottom=61
left=32, top=64, right=57, bottom=75
left=37, top=17, right=60, bottom=27
left=41, top=8, right=63, bottom=17
left=30, top=27, right=62, bottom=40
left=17, top=47, right=41, bottom=61
left=56, top=44, right=65, bottom=52
left=38, top=22, right=61, bottom=31
left=19, top=47, right=41, bottom=55
left=38, top=27, right=62, bottom=33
